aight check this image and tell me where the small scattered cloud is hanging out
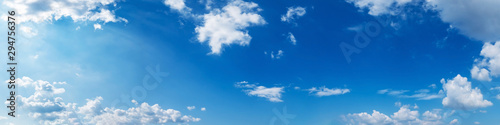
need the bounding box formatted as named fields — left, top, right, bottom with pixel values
left=163, top=0, right=192, bottom=14
left=449, top=119, right=459, bottom=125
left=94, top=23, right=102, bottom=30
left=307, top=86, right=350, bottom=97
left=187, top=106, right=196, bottom=110
left=346, top=0, right=411, bottom=16
left=201, top=107, right=206, bottom=111
left=235, top=81, right=284, bottom=102
left=287, top=32, right=297, bottom=45
left=265, top=50, right=284, bottom=59
left=281, top=6, right=306, bottom=23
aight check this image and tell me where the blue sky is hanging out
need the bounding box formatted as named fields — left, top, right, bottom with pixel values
left=1, top=0, right=500, bottom=124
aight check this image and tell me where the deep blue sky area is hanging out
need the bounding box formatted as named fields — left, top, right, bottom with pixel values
left=1, top=0, right=500, bottom=124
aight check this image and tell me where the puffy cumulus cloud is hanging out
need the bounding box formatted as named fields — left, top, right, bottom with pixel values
left=344, top=110, right=393, bottom=125
left=163, top=0, right=192, bottom=14
left=201, top=107, right=206, bottom=111
left=426, top=0, right=500, bottom=41
left=441, top=74, right=493, bottom=110
left=471, top=41, right=500, bottom=81
left=2, top=0, right=127, bottom=23
left=307, top=86, right=350, bottom=97
left=344, top=105, right=444, bottom=125
left=195, top=0, right=266, bottom=54
left=281, top=6, right=306, bottom=23
left=12, top=77, right=199, bottom=124
left=346, top=0, right=412, bottom=16
left=391, top=106, right=419, bottom=122
left=471, top=66, right=491, bottom=81
left=87, top=102, right=201, bottom=124
left=235, top=81, right=284, bottom=102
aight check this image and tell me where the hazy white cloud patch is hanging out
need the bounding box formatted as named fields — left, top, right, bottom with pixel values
left=2, top=0, right=127, bottom=24
left=281, top=6, right=306, bottom=23
left=287, top=32, right=297, bottom=45
left=187, top=106, right=196, bottom=110
left=378, top=88, right=444, bottom=100
left=346, top=0, right=412, bottom=16
left=235, top=81, right=284, bottom=102
left=307, top=86, right=350, bottom=97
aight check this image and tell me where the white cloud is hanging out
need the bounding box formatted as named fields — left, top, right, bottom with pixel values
left=391, top=106, right=419, bottom=122
left=271, top=50, right=284, bottom=59
left=346, top=0, right=411, bottom=16
left=13, top=77, right=199, bottom=124
left=20, top=26, right=38, bottom=37
left=429, top=84, right=437, bottom=89
left=449, top=119, right=459, bottom=125
left=395, top=101, right=402, bottom=107
left=307, top=86, right=350, bottom=97
left=345, top=110, right=394, bottom=124
left=187, top=106, right=196, bottom=110
left=33, top=55, right=39, bottom=59
left=377, top=89, right=444, bottom=100
left=426, top=0, right=500, bottom=41
left=235, top=81, right=284, bottom=102
left=93, top=23, right=102, bottom=30
left=201, top=107, right=206, bottom=111
left=163, top=0, right=192, bottom=14
left=287, top=32, right=297, bottom=45
left=88, top=102, right=200, bottom=124
left=265, top=50, right=284, bottom=59
left=441, top=74, right=493, bottom=110
left=497, top=95, right=500, bottom=100
left=344, top=106, right=443, bottom=125
left=474, top=121, right=481, bottom=124
left=471, top=66, right=491, bottom=81
left=195, top=0, right=266, bottom=54
left=2, top=0, right=127, bottom=23
left=471, top=41, right=500, bottom=81
left=281, top=6, right=306, bottom=23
